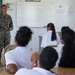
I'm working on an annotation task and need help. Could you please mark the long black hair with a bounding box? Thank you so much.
[47,23,57,41]
[59,29,75,68]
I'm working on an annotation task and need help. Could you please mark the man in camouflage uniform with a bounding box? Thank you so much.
[0,4,13,58]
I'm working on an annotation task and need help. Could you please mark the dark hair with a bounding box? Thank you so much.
[47,23,57,41]
[1,4,7,9]
[59,29,75,68]
[61,26,70,35]
[15,26,33,46]
[40,46,58,70]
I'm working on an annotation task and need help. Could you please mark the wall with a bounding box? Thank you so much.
[3,0,75,52]
[0,0,2,14]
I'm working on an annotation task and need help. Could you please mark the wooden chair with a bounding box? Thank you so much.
[3,45,17,54]
[1,45,17,71]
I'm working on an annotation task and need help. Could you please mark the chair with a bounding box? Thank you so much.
[1,45,17,71]
[4,45,17,54]
[49,45,57,47]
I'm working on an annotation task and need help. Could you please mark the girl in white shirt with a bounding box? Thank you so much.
[41,23,60,48]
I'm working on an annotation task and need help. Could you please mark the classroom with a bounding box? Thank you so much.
[0,0,75,75]
[2,0,75,53]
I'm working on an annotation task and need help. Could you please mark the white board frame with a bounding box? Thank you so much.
[16,2,55,27]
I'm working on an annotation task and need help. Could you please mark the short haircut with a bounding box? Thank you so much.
[1,4,7,9]
[40,46,58,70]
[15,26,33,46]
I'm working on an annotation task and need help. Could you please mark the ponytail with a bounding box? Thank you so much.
[51,27,57,41]
[47,23,57,41]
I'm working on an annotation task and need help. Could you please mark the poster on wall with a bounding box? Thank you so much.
[55,5,68,27]
[67,5,74,16]
[55,4,75,31]
[6,3,14,10]
[6,3,15,26]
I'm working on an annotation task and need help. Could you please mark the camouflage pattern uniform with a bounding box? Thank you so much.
[0,14,13,56]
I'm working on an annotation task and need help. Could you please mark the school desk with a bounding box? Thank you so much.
[0,71,13,75]
[51,67,75,75]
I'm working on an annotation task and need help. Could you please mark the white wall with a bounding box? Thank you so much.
[3,0,75,52]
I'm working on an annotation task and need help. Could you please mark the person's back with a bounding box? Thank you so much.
[41,23,60,48]
[5,26,33,74]
[5,46,31,69]
[55,26,71,67]
[15,67,53,75]
[59,29,75,68]
[15,46,58,75]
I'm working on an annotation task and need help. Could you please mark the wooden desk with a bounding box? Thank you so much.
[51,67,75,75]
[0,71,13,75]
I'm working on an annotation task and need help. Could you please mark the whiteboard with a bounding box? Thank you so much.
[17,2,55,27]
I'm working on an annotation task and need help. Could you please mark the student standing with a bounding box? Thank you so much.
[41,23,60,48]
[15,46,58,75]
[0,4,13,58]
[5,26,33,74]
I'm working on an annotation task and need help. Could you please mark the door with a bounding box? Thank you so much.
[0,0,2,14]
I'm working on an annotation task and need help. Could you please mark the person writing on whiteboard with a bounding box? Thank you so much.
[0,4,13,60]
[41,23,60,48]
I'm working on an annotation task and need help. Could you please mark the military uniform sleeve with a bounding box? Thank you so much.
[9,16,13,30]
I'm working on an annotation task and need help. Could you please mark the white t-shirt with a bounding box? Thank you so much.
[54,44,64,67]
[5,46,32,70]
[41,30,60,48]
[15,67,56,75]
